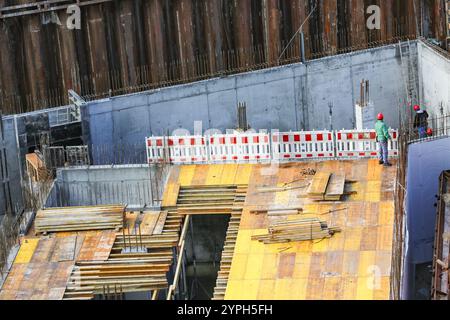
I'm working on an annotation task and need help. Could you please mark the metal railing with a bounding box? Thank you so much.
[406,113,450,144]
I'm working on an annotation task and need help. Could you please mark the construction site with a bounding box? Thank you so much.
[0,0,449,301]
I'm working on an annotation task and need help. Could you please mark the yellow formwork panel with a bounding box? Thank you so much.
[364,181,381,202]
[373,276,391,300]
[356,276,375,300]
[323,277,343,300]
[178,165,196,186]
[260,254,279,280]
[14,238,39,264]
[228,253,248,281]
[311,238,330,253]
[274,279,296,300]
[234,164,253,185]
[167,160,397,300]
[256,280,276,299]
[161,183,180,207]
[292,253,312,279]
[341,277,358,300]
[220,164,238,185]
[205,164,224,185]
[233,230,254,255]
[289,278,308,300]
[376,225,394,251]
[342,251,360,277]
[367,159,383,181]
[378,201,395,226]
[343,227,363,251]
[243,253,264,280]
[225,279,259,300]
[357,251,377,277]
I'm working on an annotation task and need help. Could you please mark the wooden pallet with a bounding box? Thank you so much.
[35,205,125,234]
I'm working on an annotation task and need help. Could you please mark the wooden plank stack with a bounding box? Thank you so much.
[251,217,341,244]
[35,205,125,234]
[175,185,247,215]
[324,174,346,201]
[63,257,171,299]
[307,172,331,200]
[63,210,184,300]
[306,172,349,201]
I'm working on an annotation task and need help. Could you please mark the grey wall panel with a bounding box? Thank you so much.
[418,43,450,117]
[85,43,413,150]
[46,165,158,208]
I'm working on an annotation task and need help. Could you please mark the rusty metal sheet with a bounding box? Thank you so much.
[77,230,116,261]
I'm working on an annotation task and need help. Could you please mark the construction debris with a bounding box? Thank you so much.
[301,168,317,176]
[251,217,341,244]
[35,205,125,234]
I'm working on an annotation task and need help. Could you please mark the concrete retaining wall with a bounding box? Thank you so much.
[45,165,162,208]
[418,42,450,117]
[83,43,410,148]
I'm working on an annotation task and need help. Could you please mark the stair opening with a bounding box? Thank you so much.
[184,214,230,300]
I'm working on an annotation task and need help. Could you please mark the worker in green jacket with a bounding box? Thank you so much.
[375,113,392,167]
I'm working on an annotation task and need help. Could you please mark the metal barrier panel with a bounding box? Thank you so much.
[388,130,399,157]
[272,131,335,160]
[208,133,270,163]
[146,129,399,164]
[146,137,167,163]
[168,136,207,164]
[336,129,398,158]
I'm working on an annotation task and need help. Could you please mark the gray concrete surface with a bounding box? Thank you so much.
[83,43,412,148]
[45,165,164,208]
[418,42,450,117]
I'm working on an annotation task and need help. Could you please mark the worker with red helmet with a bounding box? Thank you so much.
[375,113,392,167]
[413,105,429,139]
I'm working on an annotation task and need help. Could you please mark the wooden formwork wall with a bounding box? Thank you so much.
[0,0,447,114]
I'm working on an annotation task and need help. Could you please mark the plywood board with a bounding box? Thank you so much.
[307,172,331,199]
[77,231,116,261]
[325,174,346,200]
[54,236,77,262]
[152,211,168,235]
[140,211,160,235]
[14,238,39,264]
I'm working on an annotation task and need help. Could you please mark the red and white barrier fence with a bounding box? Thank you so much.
[209,132,271,162]
[146,137,167,163]
[168,136,207,164]
[335,129,399,159]
[272,131,335,160]
[146,129,399,164]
